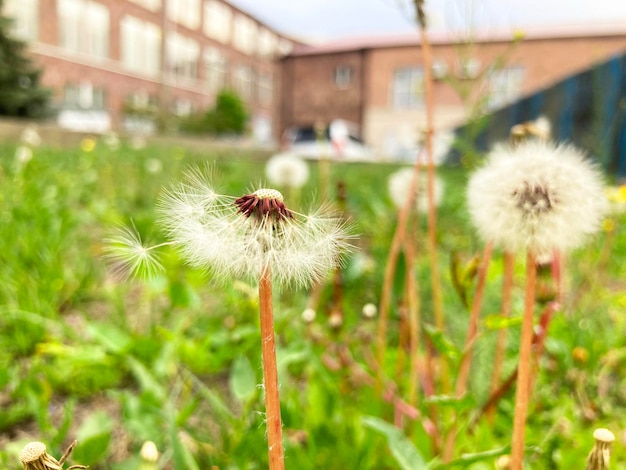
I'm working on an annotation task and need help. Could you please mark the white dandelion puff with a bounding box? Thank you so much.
[301,308,316,323]
[15,146,33,167]
[265,152,310,189]
[388,167,444,213]
[20,125,41,147]
[103,225,170,280]
[466,140,607,257]
[157,172,354,288]
[362,302,378,319]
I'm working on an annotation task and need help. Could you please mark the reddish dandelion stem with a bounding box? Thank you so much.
[258,264,285,470]
[511,251,537,469]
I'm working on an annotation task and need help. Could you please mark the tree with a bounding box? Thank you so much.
[206,89,248,135]
[0,1,50,118]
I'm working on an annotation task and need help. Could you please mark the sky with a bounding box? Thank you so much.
[228,0,626,42]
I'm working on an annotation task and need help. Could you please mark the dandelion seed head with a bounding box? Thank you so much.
[467,140,607,257]
[388,167,444,213]
[158,171,354,287]
[265,152,310,189]
[301,308,316,323]
[20,125,41,147]
[362,303,378,319]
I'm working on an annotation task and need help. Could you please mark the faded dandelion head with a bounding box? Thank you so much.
[388,167,444,213]
[102,131,120,150]
[265,152,310,189]
[301,308,316,323]
[362,302,377,319]
[15,146,33,167]
[19,442,61,469]
[20,125,41,147]
[140,440,159,462]
[158,169,354,287]
[467,141,607,258]
[103,225,166,280]
[586,428,615,470]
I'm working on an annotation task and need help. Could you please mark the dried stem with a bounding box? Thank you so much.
[511,251,537,470]
[258,264,285,470]
[442,241,493,461]
[416,0,448,392]
[376,166,421,389]
[404,232,421,407]
[487,251,515,421]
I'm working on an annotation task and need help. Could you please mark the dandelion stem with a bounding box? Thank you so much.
[487,251,515,421]
[258,263,285,470]
[511,251,537,469]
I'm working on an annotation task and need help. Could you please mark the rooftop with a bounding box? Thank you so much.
[289,23,626,56]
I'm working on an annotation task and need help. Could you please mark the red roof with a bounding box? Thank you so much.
[289,23,626,56]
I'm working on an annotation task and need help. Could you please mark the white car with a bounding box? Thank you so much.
[283,120,376,162]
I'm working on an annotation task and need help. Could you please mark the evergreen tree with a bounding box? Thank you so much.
[0,1,50,118]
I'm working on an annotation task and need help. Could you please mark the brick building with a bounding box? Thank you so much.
[4,0,295,141]
[279,27,626,159]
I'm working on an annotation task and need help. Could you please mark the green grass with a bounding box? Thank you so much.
[0,137,625,469]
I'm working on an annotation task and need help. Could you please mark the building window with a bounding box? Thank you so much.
[128,0,161,11]
[335,66,352,89]
[204,0,232,43]
[167,0,200,29]
[258,28,276,58]
[204,47,227,92]
[5,0,38,41]
[258,73,273,106]
[233,14,257,55]
[58,0,109,58]
[234,64,253,99]
[121,15,161,77]
[392,67,424,109]
[171,98,193,116]
[63,82,106,110]
[167,33,199,82]
[487,66,525,109]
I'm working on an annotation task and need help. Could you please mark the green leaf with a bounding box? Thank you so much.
[170,420,200,470]
[127,356,167,401]
[86,321,132,354]
[72,411,114,465]
[483,314,521,331]
[431,446,511,469]
[362,416,427,470]
[229,355,257,403]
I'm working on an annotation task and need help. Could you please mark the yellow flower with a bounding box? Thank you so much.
[80,138,96,152]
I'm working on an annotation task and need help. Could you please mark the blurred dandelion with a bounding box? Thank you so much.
[102,131,120,150]
[139,440,159,470]
[388,167,444,213]
[20,125,41,147]
[467,140,607,259]
[15,146,33,170]
[80,137,96,152]
[265,152,309,189]
[145,158,163,174]
[467,140,606,468]
[301,308,316,323]
[362,302,377,319]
